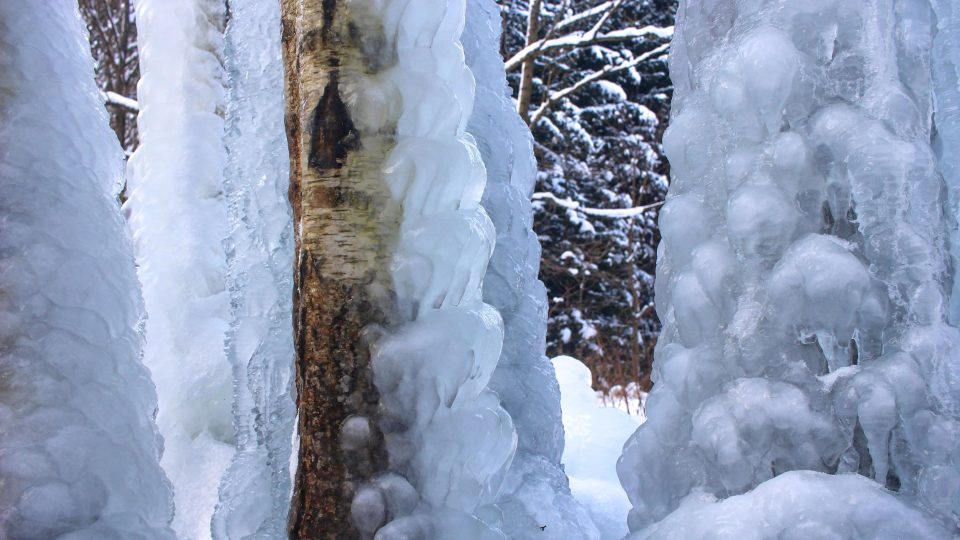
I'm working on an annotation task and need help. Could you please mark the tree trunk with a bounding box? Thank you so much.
[517,0,542,122]
[280,1,391,538]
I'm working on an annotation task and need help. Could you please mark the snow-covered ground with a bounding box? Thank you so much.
[554,356,643,539]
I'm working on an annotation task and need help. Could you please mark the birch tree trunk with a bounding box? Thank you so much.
[280,1,392,537]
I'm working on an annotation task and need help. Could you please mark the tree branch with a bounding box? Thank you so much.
[102,91,139,111]
[528,41,670,125]
[533,191,664,219]
[505,24,673,72]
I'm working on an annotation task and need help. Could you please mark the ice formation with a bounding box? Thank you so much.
[0,3,173,537]
[461,1,600,537]
[619,0,960,537]
[280,0,524,536]
[934,0,960,326]
[126,0,235,537]
[360,0,520,532]
[212,0,296,537]
[554,357,641,539]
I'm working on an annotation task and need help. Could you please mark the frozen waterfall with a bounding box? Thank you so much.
[618,1,960,537]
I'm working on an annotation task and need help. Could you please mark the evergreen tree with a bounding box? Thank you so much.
[501,0,676,396]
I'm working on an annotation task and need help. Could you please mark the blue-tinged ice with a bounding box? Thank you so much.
[0,3,174,537]
[212,0,296,537]
[619,0,960,537]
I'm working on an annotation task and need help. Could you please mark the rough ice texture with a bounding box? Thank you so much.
[633,471,950,539]
[934,0,960,326]
[212,0,296,538]
[0,3,174,538]
[554,357,641,539]
[328,0,518,537]
[126,0,235,537]
[619,0,960,537]
[461,1,599,538]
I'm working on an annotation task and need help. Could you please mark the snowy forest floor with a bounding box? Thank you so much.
[555,356,644,538]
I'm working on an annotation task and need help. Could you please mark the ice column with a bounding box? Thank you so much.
[126,0,234,537]
[462,0,600,538]
[212,0,297,537]
[619,1,960,537]
[0,3,173,537]
[351,1,518,536]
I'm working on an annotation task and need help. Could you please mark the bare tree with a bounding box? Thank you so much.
[79,0,140,152]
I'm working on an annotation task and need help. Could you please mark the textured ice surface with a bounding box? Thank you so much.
[554,357,641,539]
[934,0,960,327]
[323,0,518,537]
[620,0,960,536]
[461,1,599,538]
[634,471,949,540]
[126,0,234,537]
[212,0,296,538]
[0,3,174,538]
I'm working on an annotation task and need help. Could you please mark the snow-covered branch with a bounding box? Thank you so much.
[553,1,617,32]
[533,191,664,218]
[505,24,673,71]
[102,90,139,111]
[529,40,670,125]
[583,0,624,41]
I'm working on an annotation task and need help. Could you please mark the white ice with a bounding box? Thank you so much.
[0,3,173,537]
[620,0,960,537]
[126,0,235,537]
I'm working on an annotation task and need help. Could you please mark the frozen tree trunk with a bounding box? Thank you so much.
[618,0,960,537]
[280,1,393,536]
[126,0,234,537]
[0,3,173,538]
[281,1,517,537]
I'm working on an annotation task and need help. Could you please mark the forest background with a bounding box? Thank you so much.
[80,0,677,406]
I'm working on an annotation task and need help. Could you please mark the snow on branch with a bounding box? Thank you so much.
[583,0,624,41]
[528,41,670,125]
[102,90,139,111]
[533,191,664,218]
[554,1,617,32]
[505,24,673,72]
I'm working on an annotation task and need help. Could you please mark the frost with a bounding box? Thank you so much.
[0,3,173,537]
[620,0,960,536]
[126,0,234,537]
